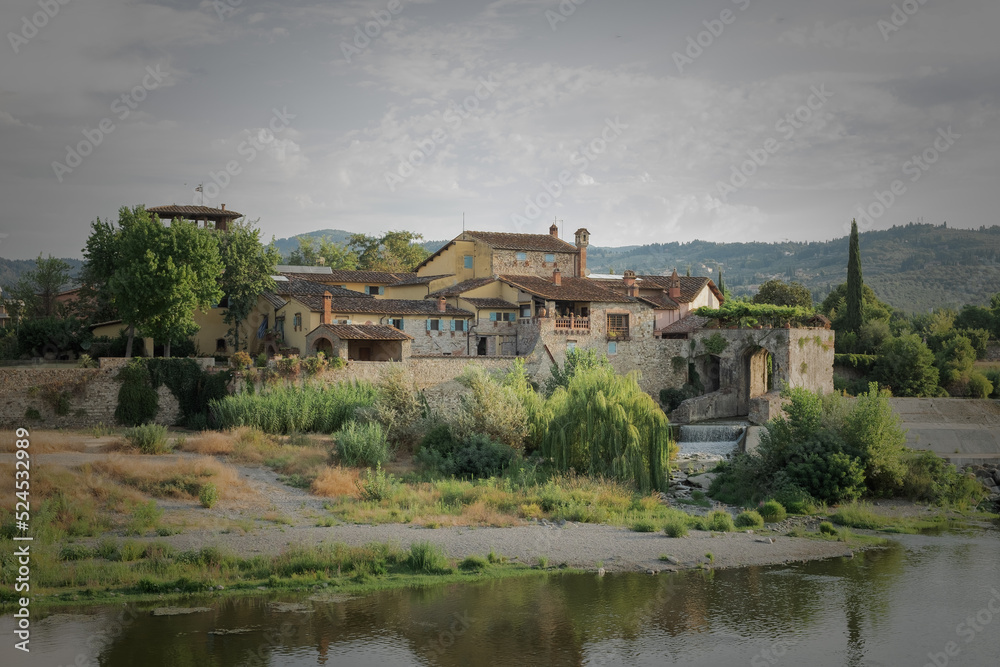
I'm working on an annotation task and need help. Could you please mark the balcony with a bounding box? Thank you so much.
[554,317,590,334]
[606,327,630,341]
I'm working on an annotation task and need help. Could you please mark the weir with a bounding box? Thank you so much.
[676,422,747,457]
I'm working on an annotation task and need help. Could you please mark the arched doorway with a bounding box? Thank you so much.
[313,338,333,357]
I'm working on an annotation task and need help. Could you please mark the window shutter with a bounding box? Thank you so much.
[426,319,431,331]
[490,312,497,322]
[450,319,456,332]
[378,286,384,295]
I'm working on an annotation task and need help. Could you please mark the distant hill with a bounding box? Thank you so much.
[199,223,1000,314]
[0,258,83,294]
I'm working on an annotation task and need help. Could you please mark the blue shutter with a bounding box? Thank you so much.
[378,286,384,295]
[489,312,497,322]
[426,319,431,331]
[397,318,403,331]
[450,319,456,332]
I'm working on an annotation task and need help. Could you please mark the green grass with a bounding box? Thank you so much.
[663,520,688,538]
[734,510,764,529]
[123,423,171,454]
[209,381,378,434]
[706,510,735,532]
[407,541,451,574]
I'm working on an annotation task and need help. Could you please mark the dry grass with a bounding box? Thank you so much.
[89,455,254,502]
[0,429,86,453]
[311,466,361,497]
[0,462,147,513]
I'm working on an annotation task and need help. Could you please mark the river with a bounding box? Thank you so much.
[3,529,998,666]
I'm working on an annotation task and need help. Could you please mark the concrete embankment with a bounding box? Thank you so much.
[889,398,1000,467]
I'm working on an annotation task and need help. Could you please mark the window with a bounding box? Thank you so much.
[607,313,630,340]
[489,312,515,322]
[293,313,302,331]
[520,305,532,318]
[426,319,441,331]
[567,341,577,352]
[516,251,527,261]
[451,319,467,332]
[545,253,555,263]
[608,341,617,355]
[389,318,403,330]
[463,255,474,269]
[275,316,285,337]
[366,285,383,296]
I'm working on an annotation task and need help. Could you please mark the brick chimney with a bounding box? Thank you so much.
[437,296,447,312]
[668,269,681,300]
[220,203,225,210]
[553,267,562,286]
[623,269,637,297]
[323,291,332,324]
[549,222,559,238]
[574,228,589,277]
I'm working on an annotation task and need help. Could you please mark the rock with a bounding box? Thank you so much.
[686,473,717,489]
[843,551,854,559]
[646,569,658,575]
[597,567,606,576]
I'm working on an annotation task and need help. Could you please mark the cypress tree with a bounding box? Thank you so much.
[845,219,863,334]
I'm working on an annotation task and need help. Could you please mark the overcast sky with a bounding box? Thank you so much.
[1,0,997,259]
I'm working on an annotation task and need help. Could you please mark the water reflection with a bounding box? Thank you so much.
[3,530,997,666]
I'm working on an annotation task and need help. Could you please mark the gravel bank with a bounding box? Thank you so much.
[154,521,859,573]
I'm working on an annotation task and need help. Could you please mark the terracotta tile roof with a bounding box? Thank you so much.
[293,295,472,317]
[389,274,453,286]
[498,275,636,303]
[463,230,578,253]
[261,292,289,310]
[462,297,519,309]
[325,269,415,284]
[427,277,498,297]
[636,292,679,310]
[147,205,242,220]
[275,277,365,298]
[658,315,711,334]
[637,275,723,303]
[311,324,413,341]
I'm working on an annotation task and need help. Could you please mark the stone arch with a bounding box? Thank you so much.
[313,336,334,357]
[739,342,782,415]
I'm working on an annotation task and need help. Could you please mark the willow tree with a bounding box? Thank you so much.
[540,366,675,492]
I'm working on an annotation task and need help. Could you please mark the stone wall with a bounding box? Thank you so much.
[491,249,580,278]
[0,365,179,429]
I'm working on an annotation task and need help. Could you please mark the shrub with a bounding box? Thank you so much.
[630,518,657,533]
[59,544,95,561]
[663,520,689,538]
[734,510,764,529]
[77,354,97,369]
[407,541,450,573]
[115,359,159,426]
[819,521,837,535]
[301,353,328,376]
[830,503,882,530]
[210,381,377,434]
[759,499,787,523]
[784,435,865,503]
[356,464,395,502]
[230,351,253,371]
[336,420,391,467]
[459,555,490,571]
[706,510,734,532]
[199,483,219,508]
[659,384,699,413]
[118,540,144,562]
[124,423,171,454]
[901,451,989,506]
[449,435,517,479]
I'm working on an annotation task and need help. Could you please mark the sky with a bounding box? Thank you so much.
[1,0,997,259]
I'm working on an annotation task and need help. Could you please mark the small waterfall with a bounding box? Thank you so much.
[677,423,745,457]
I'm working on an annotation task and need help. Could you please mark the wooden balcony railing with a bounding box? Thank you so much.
[554,317,590,333]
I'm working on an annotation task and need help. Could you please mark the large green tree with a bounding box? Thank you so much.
[286,235,358,269]
[752,279,813,308]
[8,254,72,319]
[348,231,430,272]
[98,206,223,357]
[872,334,939,397]
[844,219,864,335]
[220,220,281,351]
[79,218,123,323]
